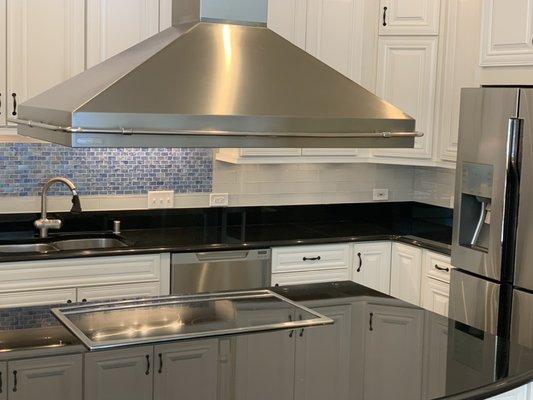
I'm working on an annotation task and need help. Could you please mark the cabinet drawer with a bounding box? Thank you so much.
[423,251,452,283]
[77,282,161,302]
[0,254,162,293]
[272,269,350,286]
[422,277,450,317]
[0,288,77,308]
[272,244,351,273]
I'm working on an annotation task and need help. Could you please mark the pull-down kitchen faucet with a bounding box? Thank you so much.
[34,177,82,238]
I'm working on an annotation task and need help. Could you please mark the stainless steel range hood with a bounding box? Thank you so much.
[13,0,419,148]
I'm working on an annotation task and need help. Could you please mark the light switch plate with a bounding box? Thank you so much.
[148,190,175,209]
[373,188,389,201]
[210,193,229,207]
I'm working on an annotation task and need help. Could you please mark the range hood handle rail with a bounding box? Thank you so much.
[10,118,423,138]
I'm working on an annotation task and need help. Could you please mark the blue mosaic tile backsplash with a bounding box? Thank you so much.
[0,143,213,196]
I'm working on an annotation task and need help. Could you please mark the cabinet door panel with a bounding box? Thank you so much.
[294,305,351,400]
[0,362,6,400]
[352,241,392,294]
[0,288,76,308]
[272,269,350,286]
[422,277,449,317]
[77,282,160,302]
[85,346,154,400]
[0,0,6,127]
[373,36,438,160]
[86,0,160,68]
[235,309,295,400]
[481,0,533,66]
[379,0,441,35]
[306,0,364,81]
[267,0,307,49]
[364,304,423,400]
[154,340,218,400]
[390,243,423,305]
[9,355,82,400]
[7,0,85,121]
[422,313,449,399]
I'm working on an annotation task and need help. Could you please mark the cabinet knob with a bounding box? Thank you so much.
[82,299,87,303]
[66,299,72,304]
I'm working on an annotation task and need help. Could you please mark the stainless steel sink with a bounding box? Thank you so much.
[0,237,128,254]
[0,243,58,254]
[52,238,128,251]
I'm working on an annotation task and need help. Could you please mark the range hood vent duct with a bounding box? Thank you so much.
[13,0,420,148]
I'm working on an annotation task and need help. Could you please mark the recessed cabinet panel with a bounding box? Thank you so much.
[390,243,423,305]
[86,0,160,68]
[352,242,392,294]
[373,36,438,159]
[85,346,154,400]
[306,0,364,80]
[0,288,77,308]
[77,282,161,303]
[9,355,82,400]
[422,277,450,317]
[0,0,6,127]
[7,0,85,122]
[364,304,424,400]
[267,0,307,49]
[154,340,219,400]
[481,0,533,66]
[379,0,441,35]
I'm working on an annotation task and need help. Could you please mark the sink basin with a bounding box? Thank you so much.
[51,238,128,251]
[0,243,58,254]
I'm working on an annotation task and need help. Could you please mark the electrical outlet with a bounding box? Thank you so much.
[373,189,389,201]
[148,190,175,209]
[210,193,229,207]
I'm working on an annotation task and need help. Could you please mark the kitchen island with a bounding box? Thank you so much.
[0,281,531,400]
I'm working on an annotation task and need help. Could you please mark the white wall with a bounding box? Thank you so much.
[213,161,416,207]
[413,167,455,208]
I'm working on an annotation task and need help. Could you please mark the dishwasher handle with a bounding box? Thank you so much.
[196,251,251,262]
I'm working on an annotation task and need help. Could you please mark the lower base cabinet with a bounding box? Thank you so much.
[234,304,352,400]
[85,346,154,400]
[8,355,82,400]
[154,340,218,400]
[0,362,6,400]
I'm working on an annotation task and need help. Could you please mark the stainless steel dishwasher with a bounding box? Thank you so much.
[171,249,271,294]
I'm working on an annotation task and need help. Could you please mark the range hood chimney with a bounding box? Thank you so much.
[13,0,420,148]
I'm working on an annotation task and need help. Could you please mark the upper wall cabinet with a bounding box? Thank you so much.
[0,0,6,127]
[481,0,533,66]
[267,0,307,49]
[6,0,85,122]
[379,0,441,36]
[372,36,438,160]
[86,0,162,68]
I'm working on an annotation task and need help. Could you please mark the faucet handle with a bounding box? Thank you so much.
[34,218,62,230]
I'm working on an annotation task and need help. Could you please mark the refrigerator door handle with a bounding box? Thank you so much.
[471,200,487,247]
[507,118,522,177]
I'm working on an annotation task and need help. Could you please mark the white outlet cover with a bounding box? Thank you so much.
[210,193,229,207]
[148,190,175,209]
[373,189,389,201]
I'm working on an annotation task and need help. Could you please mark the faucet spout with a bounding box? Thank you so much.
[35,177,82,238]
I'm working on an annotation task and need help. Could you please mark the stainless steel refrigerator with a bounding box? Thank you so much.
[450,86,533,347]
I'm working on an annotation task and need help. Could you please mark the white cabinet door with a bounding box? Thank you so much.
[305,0,364,81]
[390,243,423,305]
[154,340,219,400]
[373,36,438,160]
[86,0,160,68]
[481,0,533,66]
[9,355,83,400]
[0,288,77,308]
[294,305,351,400]
[352,241,392,294]
[235,309,296,400]
[0,0,6,127]
[422,313,449,399]
[267,0,307,49]
[421,277,449,317]
[272,269,351,286]
[77,282,161,302]
[272,243,351,273]
[489,384,532,400]
[7,0,85,121]
[364,304,424,400]
[0,362,6,400]
[379,0,441,35]
[85,346,154,400]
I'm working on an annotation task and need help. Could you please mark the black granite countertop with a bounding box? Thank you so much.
[0,281,531,400]
[0,202,452,262]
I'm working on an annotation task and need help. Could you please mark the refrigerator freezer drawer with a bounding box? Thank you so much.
[511,289,533,348]
[449,269,500,335]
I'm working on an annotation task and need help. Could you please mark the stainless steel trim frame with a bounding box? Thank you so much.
[51,290,334,351]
